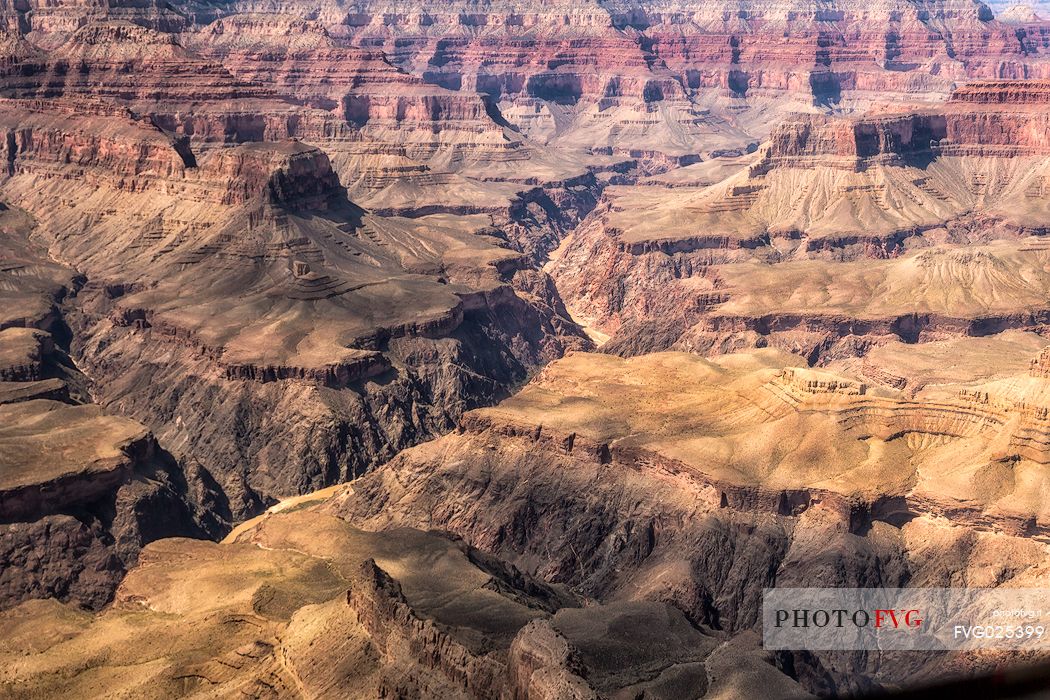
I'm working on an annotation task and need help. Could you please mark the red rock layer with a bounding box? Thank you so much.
[330,0,1050,106]
[5,22,267,102]
[762,83,1050,170]
[763,113,948,168]
[950,78,1050,102]
[185,13,500,130]
[0,100,352,204]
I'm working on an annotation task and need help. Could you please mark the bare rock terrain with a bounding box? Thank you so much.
[0,505,811,699]
[0,230,219,611]
[2,0,1050,696]
[550,81,1050,360]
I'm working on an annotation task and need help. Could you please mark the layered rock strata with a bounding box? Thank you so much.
[0,91,589,523]
[550,81,1050,360]
[0,224,219,611]
[0,3,1050,695]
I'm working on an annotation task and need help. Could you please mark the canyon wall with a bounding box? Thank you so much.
[550,82,1050,361]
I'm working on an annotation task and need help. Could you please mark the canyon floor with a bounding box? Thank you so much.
[3,0,1050,697]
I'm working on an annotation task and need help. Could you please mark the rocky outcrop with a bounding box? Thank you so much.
[1030,346,1050,377]
[0,401,145,522]
[760,89,1050,172]
[0,514,124,611]
[348,558,508,698]
[0,100,354,202]
[356,369,1050,541]
[506,620,595,700]
[0,100,190,184]
[0,82,592,526]
[761,113,948,171]
[68,274,585,520]
[0,507,814,697]
[0,398,220,610]
[550,85,1050,359]
[552,211,1050,361]
[5,21,268,103]
[0,327,53,381]
[950,79,1050,103]
[322,414,900,694]
[199,141,345,207]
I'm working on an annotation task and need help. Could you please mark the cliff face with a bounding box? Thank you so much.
[765,113,949,166]
[0,79,590,524]
[8,0,190,43]
[5,21,268,103]
[1,0,1050,693]
[1,0,1047,164]
[67,288,584,519]
[334,0,1027,92]
[200,141,345,206]
[296,0,1050,162]
[0,400,219,611]
[180,11,516,172]
[950,78,1050,102]
[0,0,1024,167]
[765,83,1050,168]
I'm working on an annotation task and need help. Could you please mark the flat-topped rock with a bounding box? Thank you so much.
[465,348,1050,529]
[331,347,1050,696]
[830,330,1050,393]
[0,328,52,382]
[0,379,68,405]
[0,399,148,519]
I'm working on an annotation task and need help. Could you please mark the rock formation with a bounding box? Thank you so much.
[0,214,220,611]
[549,81,1050,360]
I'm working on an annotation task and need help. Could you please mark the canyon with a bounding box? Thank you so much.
[1,0,1050,697]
